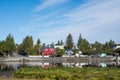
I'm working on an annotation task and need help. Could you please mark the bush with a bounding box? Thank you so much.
[14,67,120,80]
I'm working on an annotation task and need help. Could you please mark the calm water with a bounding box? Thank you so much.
[0,61,120,78]
[0,61,120,71]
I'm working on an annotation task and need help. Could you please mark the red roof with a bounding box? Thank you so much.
[42,48,55,55]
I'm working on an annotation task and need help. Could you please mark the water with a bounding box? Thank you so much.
[0,61,120,71]
[0,61,120,78]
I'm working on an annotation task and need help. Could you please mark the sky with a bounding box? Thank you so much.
[0,0,120,44]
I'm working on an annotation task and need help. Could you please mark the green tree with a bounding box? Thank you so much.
[50,42,54,48]
[55,48,65,57]
[60,40,64,45]
[56,40,61,45]
[33,39,41,55]
[18,42,23,54]
[77,34,90,55]
[5,34,16,56]
[65,33,74,49]
[19,36,33,55]
[37,38,40,45]
[41,43,46,52]
[102,40,115,55]
[0,41,7,56]
[58,40,61,45]
[77,34,82,47]
[93,41,103,54]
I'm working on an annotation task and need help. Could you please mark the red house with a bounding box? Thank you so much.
[42,48,55,55]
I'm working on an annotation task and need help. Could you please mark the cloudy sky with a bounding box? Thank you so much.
[0,0,120,44]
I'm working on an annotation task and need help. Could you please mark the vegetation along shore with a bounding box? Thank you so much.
[13,67,120,80]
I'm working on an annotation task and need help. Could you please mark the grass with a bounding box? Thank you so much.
[13,67,120,80]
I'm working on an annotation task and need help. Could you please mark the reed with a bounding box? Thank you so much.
[14,67,120,80]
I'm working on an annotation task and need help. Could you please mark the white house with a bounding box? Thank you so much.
[54,45,64,49]
[114,45,120,49]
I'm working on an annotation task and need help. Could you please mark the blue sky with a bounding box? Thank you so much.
[0,0,120,44]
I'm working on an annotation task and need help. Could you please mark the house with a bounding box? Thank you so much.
[63,49,75,57]
[42,48,55,56]
[112,44,120,49]
[54,45,64,49]
[114,45,120,49]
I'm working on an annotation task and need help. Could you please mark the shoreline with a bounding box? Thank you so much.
[0,56,119,62]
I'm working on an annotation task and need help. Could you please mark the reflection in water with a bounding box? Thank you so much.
[0,63,15,71]
[0,61,120,72]
[0,61,119,78]
[62,62,89,68]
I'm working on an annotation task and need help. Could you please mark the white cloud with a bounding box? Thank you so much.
[63,0,120,26]
[19,0,120,44]
[19,8,66,32]
[37,0,120,43]
[33,0,67,12]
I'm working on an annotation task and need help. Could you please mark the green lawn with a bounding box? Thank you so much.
[14,67,120,80]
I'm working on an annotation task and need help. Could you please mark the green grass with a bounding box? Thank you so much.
[14,67,120,80]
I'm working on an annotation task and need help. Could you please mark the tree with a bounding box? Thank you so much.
[37,38,40,45]
[33,45,39,55]
[0,41,7,56]
[108,40,115,48]
[33,39,41,55]
[91,41,103,54]
[77,34,82,47]
[102,40,115,54]
[77,34,91,55]
[5,34,16,56]
[56,40,61,45]
[56,40,64,45]
[18,36,33,55]
[50,42,54,48]
[18,44,22,54]
[65,33,74,49]
[60,40,64,45]
[55,48,65,57]
[41,43,46,52]
[58,40,61,45]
